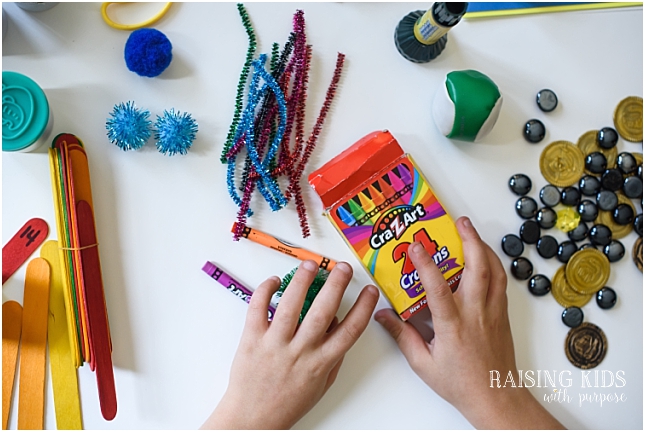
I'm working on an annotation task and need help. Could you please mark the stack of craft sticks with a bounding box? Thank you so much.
[48,133,117,421]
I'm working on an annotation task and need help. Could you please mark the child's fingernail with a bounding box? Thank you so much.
[410,242,424,255]
[302,260,318,271]
[335,262,351,273]
[462,217,472,228]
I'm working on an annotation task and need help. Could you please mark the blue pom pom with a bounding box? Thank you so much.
[154,109,198,156]
[106,101,152,151]
[124,28,172,78]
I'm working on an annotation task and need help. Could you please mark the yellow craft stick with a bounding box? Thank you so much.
[42,241,83,430]
[17,258,50,430]
[2,301,23,430]
[464,2,642,19]
[49,148,82,367]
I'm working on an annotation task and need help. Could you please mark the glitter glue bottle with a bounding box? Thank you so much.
[2,71,53,152]
[395,2,468,63]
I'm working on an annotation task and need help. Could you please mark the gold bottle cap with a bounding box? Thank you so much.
[540,141,585,187]
[565,322,607,369]
[566,249,610,295]
[551,265,593,308]
[614,96,643,142]
[576,130,618,173]
[634,237,643,272]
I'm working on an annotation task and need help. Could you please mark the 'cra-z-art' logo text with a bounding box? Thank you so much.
[370,204,426,249]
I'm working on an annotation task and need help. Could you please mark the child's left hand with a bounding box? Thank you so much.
[201,260,379,430]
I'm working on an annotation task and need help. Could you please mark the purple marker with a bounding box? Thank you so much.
[202,261,275,320]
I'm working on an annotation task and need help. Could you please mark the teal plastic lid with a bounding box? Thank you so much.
[2,71,50,151]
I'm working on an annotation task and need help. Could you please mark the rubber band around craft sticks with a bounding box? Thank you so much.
[101,2,172,31]
[59,243,99,251]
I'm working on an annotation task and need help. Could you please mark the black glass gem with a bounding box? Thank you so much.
[603,240,625,262]
[577,200,598,222]
[596,287,617,309]
[501,234,524,257]
[612,204,634,226]
[638,164,642,179]
[616,152,637,175]
[536,235,558,258]
[597,127,618,150]
[578,242,596,251]
[536,207,557,229]
[623,176,643,199]
[579,175,602,196]
[528,274,551,296]
[515,196,538,219]
[561,187,581,207]
[567,221,588,242]
[557,240,578,263]
[509,174,532,195]
[519,220,541,244]
[585,152,607,174]
[589,224,612,247]
[511,257,533,280]
[540,185,560,207]
[562,307,584,328]
[523,119,546,143]
[536,89,558,112]
[634,213,643,237]
[601,168,624,192]
[596,190,618,212]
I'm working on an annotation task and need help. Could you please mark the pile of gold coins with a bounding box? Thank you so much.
[514,96,642,370]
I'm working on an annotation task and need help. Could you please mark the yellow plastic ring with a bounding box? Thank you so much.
[101,2,172,31]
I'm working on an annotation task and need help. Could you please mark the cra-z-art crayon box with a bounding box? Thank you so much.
[308,130,464,320]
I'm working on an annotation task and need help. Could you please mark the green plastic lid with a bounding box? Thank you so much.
[2,71,50,151]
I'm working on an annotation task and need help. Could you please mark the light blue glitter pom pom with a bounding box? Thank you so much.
[154,109,198,156]
[106,101,152,151]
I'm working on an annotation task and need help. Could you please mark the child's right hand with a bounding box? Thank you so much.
[375,217,565,429]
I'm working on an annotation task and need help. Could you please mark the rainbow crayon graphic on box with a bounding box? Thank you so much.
[308,130,464,320]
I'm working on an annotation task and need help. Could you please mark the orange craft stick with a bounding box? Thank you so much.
[232,223,337,270]
[18,258,50,430]
[2,301,23,430]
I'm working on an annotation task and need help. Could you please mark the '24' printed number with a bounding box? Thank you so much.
[392,228,438,275]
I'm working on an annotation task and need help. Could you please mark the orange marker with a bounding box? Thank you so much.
[232,223,336,270]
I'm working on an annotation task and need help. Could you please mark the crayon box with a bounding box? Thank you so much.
[308,130,464,320]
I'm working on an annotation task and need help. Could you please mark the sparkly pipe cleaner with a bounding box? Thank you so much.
[221,3,257,163]
[224,6,345,239]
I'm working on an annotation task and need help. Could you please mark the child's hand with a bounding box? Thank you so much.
[375,217,565,429]
[202,260,379,430]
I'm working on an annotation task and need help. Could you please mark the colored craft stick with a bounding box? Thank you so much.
[18,258,50,430]
[202,262,276,320]
[41,241,83,430]
[2,301,23,430]
[337,205,356,227]
[2,218,48,284]
[464,2,642,19]
[232,223,336,270]
[77,200,117,421]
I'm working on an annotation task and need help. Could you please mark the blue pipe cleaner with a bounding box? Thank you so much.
[106,101,152,151]
[154,109,198,156]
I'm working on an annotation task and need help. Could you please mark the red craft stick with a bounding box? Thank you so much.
[76,200,117,421]
[2,218,49,284]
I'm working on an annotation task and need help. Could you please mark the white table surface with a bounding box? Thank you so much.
[2,2,643,429]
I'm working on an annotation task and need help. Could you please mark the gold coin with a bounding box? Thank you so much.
[566,249,610,295]
[551,265,593,308]
[565,322,607,370]
[634,237,643,272]
[540,141,585,187]
[614,96,643,142]
[576,130,618,172]
[596,194,636,239]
